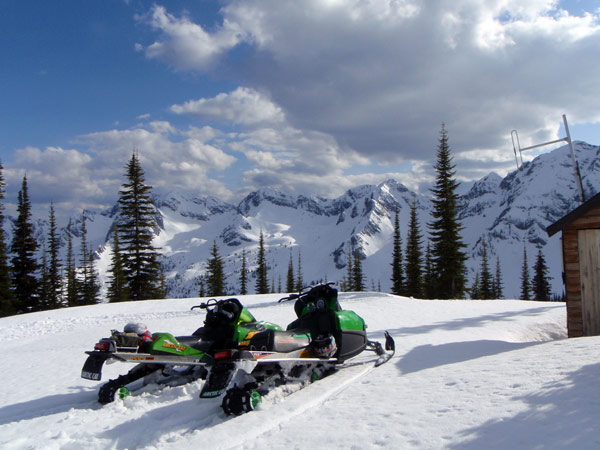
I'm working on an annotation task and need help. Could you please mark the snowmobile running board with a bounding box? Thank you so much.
[85,350,213,366]
[82,332,395,381]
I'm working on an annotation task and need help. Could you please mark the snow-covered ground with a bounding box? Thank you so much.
[2,292,597,449]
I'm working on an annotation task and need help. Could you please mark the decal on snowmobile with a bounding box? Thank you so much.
[239,330,260,347]
[161,340,187,352]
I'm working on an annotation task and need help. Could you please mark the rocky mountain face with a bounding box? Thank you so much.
[20,141,600,299]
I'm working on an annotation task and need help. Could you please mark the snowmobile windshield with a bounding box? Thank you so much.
[238,307,256,324]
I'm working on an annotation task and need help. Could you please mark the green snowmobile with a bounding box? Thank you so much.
[81,283,395,415]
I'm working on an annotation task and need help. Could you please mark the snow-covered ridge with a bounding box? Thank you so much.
[12,142,600,299]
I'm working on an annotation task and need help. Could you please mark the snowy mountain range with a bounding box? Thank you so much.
[15,141,600,299]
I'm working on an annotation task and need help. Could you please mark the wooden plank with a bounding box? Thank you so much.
[578,230,600,335]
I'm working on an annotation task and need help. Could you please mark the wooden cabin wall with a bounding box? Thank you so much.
[563,227,583,337]
[563,208,600,337]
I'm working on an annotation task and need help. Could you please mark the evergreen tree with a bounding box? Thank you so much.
[198,277,206,297]
[532,248,552,301]
[423,241,436,299]
[11,176,39,312]
[207,240,225,297]
[118,153,164,300]
[255,230,269,294]
[38,245,52,309]
[239,248,248,295]
[478,241,494,299]
[352,250,365,292]
[295,249,304,291]
[79,217,100,305]
[493,256,504,299]
[405,200,423,298]
[470,272,481,299]
[346,242,354,291]
[520,244,531,300]
[46,203,62,308]
[390,210,404,295]
[428,124,468,299]
[0,161,14,317]
[286,251,295,293]
[65,232,79,307]
[107,225,130,302]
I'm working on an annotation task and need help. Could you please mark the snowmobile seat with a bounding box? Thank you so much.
[246,329,310,353]
[287,308,339,337]
[174,335,215,352]
[192,325,237,350]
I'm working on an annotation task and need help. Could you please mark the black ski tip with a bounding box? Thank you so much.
[384,331,395,352]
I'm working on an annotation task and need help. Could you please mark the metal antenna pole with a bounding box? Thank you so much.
[510,114,585,203]
[562,114,585,202]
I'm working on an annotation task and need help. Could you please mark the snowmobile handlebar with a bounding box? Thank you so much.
[191,298,225,311]
[279,282,338,303]
[278,293,299,303]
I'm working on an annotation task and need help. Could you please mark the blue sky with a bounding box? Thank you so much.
[1,0,599,219]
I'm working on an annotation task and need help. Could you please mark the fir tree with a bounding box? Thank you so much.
[352,250,365,292]
[428,124,468,299]
[0,162,14,317]
[520,244,531,300]
[286,251,295,293]
[470,272,481,299]
[118,153,164,300]
[207,240,225,297]
[239,248,248,295]
[532,248,552,301]
[255,230,269,294]
[493,256,504,299]
[478,241,494,299]
[346,242,354,290]
[107,225,130,302]
[38,245,51,309]
[295,249,304,291]
[79,217,100,305]
[423,241,436,299]
[11,176,39,312]
[405,199,423,298]
[198,277,206,297]
[65,232,79,307]
[46,203,62,309]
[390,210,404,295]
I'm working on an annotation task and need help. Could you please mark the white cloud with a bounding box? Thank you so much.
[171,87,285,125]
[4,146,115,219]
[139,1,600,176]
[79,123,237,195]
[136,5,246,70]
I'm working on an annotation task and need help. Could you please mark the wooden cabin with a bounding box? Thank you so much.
[547,193,600,337]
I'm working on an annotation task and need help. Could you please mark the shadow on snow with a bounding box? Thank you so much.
[448,361,600,449]
[396,340,544,374]
[0,387,99,425]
